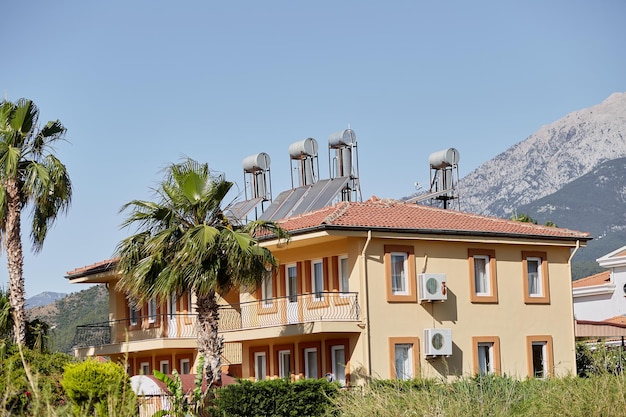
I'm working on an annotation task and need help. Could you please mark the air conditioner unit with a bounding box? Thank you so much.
[424,328,452,357]
[418,273,447,302]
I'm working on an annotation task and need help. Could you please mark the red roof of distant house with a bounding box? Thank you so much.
[572,270,611,288]
[269,197,590,240]
[65,258,118,278]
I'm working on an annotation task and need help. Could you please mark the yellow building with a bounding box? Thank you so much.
[68,197,589,383]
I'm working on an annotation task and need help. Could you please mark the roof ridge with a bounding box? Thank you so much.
[323,201,350,224]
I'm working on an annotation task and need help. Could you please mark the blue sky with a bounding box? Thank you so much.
[2,1,625,297]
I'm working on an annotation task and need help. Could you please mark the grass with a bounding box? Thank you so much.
[329,374,626,417]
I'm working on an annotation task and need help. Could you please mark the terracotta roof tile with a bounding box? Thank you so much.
[604,315,626,326]
[572,270,611,288]
[66,258,118,277]
[275,197,591,240]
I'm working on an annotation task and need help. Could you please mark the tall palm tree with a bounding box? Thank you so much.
[0,98,72,346]
[115,158,287,389]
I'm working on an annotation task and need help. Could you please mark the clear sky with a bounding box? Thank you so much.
[2,1,625,297]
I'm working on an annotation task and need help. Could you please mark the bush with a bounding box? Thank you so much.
[213,378,340,417]
[0,346,74,414]
[577,341,626,377]
[61,359,136,416]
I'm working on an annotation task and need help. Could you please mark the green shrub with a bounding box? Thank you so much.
[61,359,136,416]
[213,378,340,417]
[0,346,73,414]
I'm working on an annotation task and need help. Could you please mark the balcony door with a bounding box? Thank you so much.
[167,293,177,337]
[286,264,298,324]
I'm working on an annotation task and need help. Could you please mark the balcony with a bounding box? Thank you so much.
[73,292,360,349]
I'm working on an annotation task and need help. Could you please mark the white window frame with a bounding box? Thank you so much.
[391,252,408,295]
[287,264,298,303]
[527,257,543,297]
[331,345,346,386]
[148,299,157,323]
[180,358,191,374]
[140,362,150,375]
[394,343,413,380]
[129,306,138,326]
[311,259,324,300]
[473,255,490,296]
[339,255,349,295]
[477,342,494,375]
[304,347,318,379]
[531,341,547,378]
[160,360,170,375]
[278,350,291,379]
[167,292,177,319]
[262,273,273,307]
[254,352,267,381]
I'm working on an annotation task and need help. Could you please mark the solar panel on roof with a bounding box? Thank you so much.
[225,197,264,222]
[291,177,350,216]
[270,186,309,220]
[258,189,293,221]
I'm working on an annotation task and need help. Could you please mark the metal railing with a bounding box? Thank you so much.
[73,292,360,348]
[219,292,360,331]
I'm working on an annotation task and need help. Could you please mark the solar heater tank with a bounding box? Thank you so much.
[242,152,271,173]
[428,148,460,169]
[289,138,318,159]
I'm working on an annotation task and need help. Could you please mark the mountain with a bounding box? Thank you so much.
[459,92,626,218]
[25,291,67,309]
[516,157,626,278]
[27,285,108,353]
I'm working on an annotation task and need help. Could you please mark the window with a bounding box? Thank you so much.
[388,337,419,380]
[287,264,298,303]
[472,336,501,375]
[180,359,191,374]
[254,352,267,381]
[160,360,170,375]
[391,253,408,294]
[394,344,413,380]
[167,293,177,319]
[522,251,550,304]
[140,362,150,375]
[148,299,157,323]
[187,290,193,315]
[331,346,346,385]
[338,256,349,293]
[312,259,324,300]
[278,350,291,379]
[468,249,498,303]
[385,246,417,302]
[527,336,553,378]
[304,348,318,379]
[262,273,273,306]
[129,306,138,326]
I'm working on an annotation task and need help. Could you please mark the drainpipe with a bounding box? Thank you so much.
[568,240,581,369]
[360,230,373,379]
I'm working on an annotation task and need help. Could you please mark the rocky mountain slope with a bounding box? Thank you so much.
[460,92,626,218]
[25,291,67,309]
[27,284,108,353]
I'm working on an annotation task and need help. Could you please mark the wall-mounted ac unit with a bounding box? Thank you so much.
[418,273,447,302]
[424,328,452,357]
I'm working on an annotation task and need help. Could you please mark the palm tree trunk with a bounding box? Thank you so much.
[196,289,223,389]
[5,177,26,346]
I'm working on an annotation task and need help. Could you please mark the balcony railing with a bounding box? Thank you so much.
[219,292,360,331]
[73,292,360,349]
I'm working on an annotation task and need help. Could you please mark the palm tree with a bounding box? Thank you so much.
[0,98,72,346]
[115,158,287,389]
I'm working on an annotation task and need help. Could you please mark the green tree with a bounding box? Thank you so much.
[115,158,287,390]
[0,98,72,346]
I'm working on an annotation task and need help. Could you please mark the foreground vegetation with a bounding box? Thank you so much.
[2,343,625,416]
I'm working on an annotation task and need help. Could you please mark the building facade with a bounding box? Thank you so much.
[69,198,589,383]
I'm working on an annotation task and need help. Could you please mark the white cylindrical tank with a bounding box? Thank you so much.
[428,148,460,169]
[242,152,271,173]
[328,129,356,148]
[289,138,318,159]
